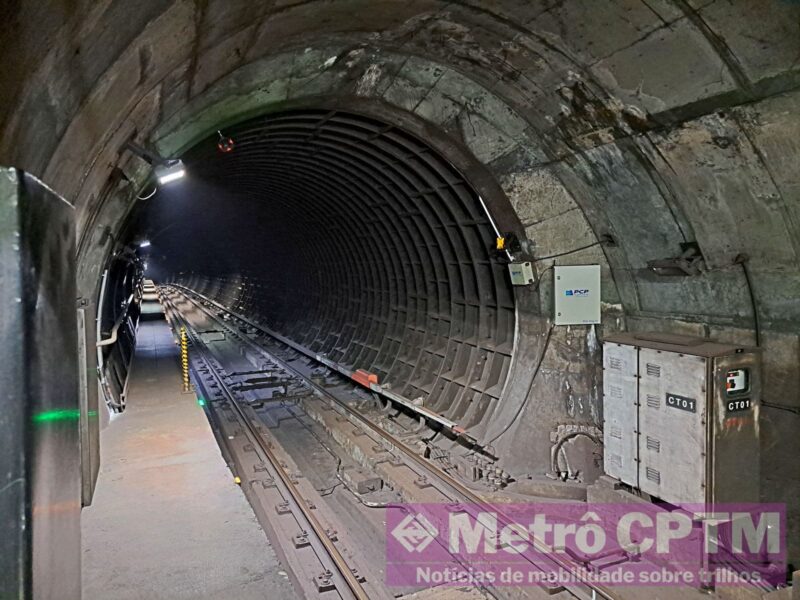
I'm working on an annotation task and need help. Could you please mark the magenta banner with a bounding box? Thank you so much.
[385,503,786,588]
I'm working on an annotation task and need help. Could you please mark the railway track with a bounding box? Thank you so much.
[161,285,618,600]
[161,294,378,600]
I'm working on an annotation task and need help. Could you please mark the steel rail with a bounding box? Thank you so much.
[167,285,617,600]
[162,288,504,600]
[167,284,473,439]
[161,294,372,600]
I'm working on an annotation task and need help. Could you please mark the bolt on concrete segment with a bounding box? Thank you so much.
[81,303,298,600]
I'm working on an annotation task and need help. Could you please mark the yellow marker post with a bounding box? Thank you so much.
[180,326,190,393]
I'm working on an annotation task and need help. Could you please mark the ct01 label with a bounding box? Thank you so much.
[666,393,696,413]
[726,398,752,413]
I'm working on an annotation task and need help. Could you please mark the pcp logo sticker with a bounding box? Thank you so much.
[565,289,590,297]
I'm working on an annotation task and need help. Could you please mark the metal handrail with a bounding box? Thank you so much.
[96,294,134,347]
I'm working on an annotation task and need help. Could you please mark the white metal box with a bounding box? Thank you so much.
[603,332,761,505]
[554,265,600,325]
[508,261,534,285]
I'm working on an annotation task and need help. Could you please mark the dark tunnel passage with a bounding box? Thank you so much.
[129,109,517,427]
[2,1,800,597]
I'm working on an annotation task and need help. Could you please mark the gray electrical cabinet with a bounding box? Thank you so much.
[603,332,761,505]
[554,265,601,325]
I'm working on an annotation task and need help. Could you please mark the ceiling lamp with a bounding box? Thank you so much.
[124,140,186,186]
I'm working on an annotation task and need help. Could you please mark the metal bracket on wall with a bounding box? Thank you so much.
[647,242,706,276]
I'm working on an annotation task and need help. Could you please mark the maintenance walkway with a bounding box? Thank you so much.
[81,299,297,600]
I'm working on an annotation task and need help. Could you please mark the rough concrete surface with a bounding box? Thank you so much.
[81,304,297,600]
[0,0,797,571]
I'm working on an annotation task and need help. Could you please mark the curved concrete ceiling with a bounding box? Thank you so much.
[0,0,798,556]
[1,1,797,332]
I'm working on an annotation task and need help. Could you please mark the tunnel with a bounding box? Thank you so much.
[131,108,517,430]
[0,2,798,599]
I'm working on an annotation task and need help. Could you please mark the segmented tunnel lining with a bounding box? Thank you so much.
[142,109,516,428]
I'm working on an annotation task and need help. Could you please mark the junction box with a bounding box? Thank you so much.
[602,332,761,505]
[508,261,534,285]
[554,265,601,325]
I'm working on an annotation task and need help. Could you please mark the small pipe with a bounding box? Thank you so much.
[550,431,602,479]
[736,254,761,347]
[96,293,135,347]
[476,193,513,261]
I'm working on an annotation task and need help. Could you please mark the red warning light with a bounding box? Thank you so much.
[217,137,235,153]
[217,130,235,153]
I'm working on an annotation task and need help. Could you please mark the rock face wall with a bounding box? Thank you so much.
[0,0,798,559]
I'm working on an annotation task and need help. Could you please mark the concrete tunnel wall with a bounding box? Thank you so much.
[0,0,798,560]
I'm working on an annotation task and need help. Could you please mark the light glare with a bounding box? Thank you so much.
[158,169,185,185]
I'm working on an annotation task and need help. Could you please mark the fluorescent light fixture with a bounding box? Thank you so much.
[123,141,185,186]
[139,240,151,248]
[158,169,185,184]
[154,160,186,185]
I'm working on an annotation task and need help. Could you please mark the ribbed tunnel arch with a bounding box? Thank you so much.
[1,0,799,569]
[137,109,517,426]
